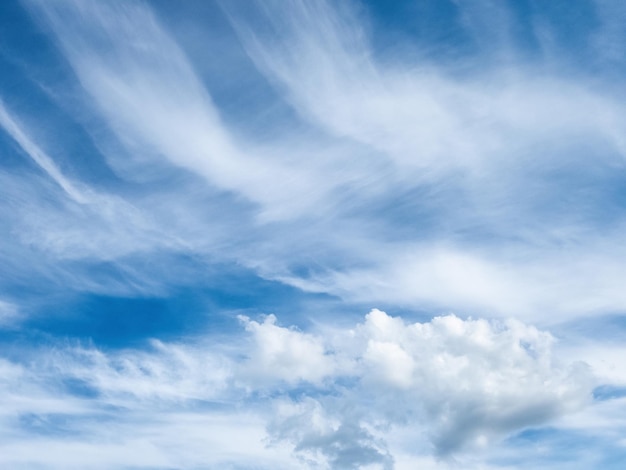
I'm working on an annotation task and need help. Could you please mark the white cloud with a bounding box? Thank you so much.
[267,397,394,470]
[236,308,593,462]
[0,412,298,470]
[47,340,231,405]
[321,310,591,456]
[281,241,626,324]
[238,314,335,386]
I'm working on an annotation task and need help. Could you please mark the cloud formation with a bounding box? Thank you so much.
[0,309,593,468]
[244,310,592,458]
[0,0,625,468]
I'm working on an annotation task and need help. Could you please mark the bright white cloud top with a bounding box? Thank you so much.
[0,0,625,469]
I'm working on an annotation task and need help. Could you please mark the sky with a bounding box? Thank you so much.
[1,0,626,468]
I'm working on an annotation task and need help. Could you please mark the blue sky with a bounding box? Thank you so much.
[1,0,626,468]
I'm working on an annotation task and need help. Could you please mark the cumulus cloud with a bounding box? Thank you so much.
[268,397,394,470]
[257,310,592,457]
[238,314,335,386]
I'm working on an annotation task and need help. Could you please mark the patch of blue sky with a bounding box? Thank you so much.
[58,377,101,399]
[0,254,343,348]
[556,312,626,342]
[593,384,626,401]
[497,426,626,469]
[362,0,601,74]
[16,411,96,438]
[47,276,326,345]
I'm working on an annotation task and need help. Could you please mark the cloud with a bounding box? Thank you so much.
[0,100,88,203]
[238,314,335,386]
[267,397,394,470]
[288,242,626,323]
[0,99,181,258]
[47,340,231,404]
[271,309,593,456]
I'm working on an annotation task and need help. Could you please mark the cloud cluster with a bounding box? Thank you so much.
[0,309,592,468]
[242,310,592,459]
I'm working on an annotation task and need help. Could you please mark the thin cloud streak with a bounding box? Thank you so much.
[0,100,88,203]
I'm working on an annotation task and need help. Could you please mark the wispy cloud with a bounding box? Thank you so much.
[0,300,21,328]
[0,100,88,203]
[11,0,626,323]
